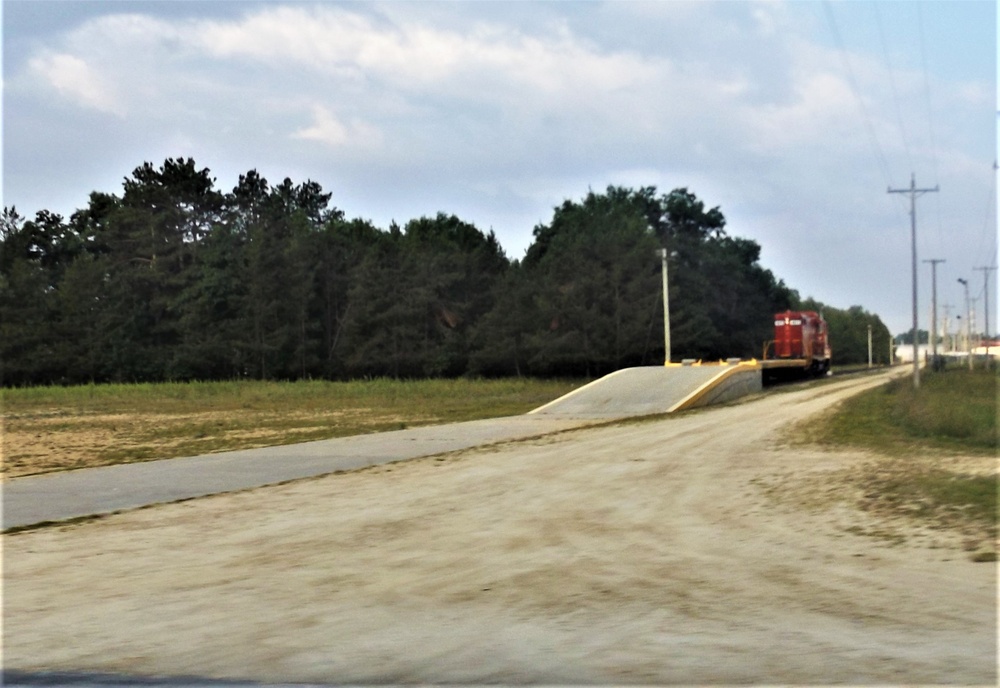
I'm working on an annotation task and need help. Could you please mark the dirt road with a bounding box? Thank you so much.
[3,372,996,684]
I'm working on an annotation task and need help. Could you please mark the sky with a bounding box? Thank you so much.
[2,0,996,338]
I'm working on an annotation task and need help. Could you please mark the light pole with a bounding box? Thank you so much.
[958,278,971,370]
[659,248,671,364]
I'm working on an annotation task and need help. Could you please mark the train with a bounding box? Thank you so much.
[762,310,832,377]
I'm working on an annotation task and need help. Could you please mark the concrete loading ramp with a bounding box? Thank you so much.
[530,362,762,419]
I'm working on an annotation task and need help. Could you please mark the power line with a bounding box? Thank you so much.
[975,160,999,267]
[822,1,896,189]
[913,3,948,268]
[873,1,913,172]
[915,4,941,187]
[973,266,997,345]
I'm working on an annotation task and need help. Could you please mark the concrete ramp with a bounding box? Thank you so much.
[530,363,762,419]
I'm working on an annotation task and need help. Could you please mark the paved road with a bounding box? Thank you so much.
[2,416,593,530]
[1,671,277,687]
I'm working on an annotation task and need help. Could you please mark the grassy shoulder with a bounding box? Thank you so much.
[1,378,584,478]
[799,366,997,555]
[810,367,996,455]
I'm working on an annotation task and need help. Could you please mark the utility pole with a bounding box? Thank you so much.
[970,295,980,364]
[888,174,938,389]
[923,259,945,364]
[974,265,996,358]
[958,279,970,367]
[940,303,953,352]
[867,324,873,368]
[659,248,671,364]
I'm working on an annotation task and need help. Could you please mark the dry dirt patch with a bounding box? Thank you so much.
[2,408,434,479]
[753,448,998,554]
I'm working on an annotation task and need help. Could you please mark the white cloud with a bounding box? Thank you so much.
[955,81,993,107]
[192,4,661,104]
[196,6,369,75]
[746,70,857,150]
[192,5,486,86]
[19,4,674,150]
[292,106,382,149]
[28,52,122,115]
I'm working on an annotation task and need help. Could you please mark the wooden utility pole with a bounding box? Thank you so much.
[923,259,945,364]
[958,278,972,370]
[867,324,873,368]
[659,248,671,364]
[974,265,996,359]
[940,303,954,352]
[888,174,938,388]
[970,296,980,364]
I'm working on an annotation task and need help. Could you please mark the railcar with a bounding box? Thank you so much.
[763,310,832,377]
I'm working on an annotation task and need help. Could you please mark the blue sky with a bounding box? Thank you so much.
[3,0,996,338]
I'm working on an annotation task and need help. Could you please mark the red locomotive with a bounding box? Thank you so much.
[766,310,832,376]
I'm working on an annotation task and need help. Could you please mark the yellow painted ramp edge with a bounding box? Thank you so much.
[666,361,762,413]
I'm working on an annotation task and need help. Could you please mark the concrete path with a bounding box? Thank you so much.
[2,365,763,530]
[2,416,594,530]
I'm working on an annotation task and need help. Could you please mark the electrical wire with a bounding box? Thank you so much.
[867,1,915,225]
[914,2,948,267]
[974,161,998,265]
[874,1,913,173]
[916,4,941,187]
[821,1,897,192]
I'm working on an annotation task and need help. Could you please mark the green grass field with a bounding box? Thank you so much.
[813,367,997,455]
[2,378,584,477]
[806,367,997,544]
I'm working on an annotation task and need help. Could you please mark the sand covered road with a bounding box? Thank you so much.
[3,371,996,685]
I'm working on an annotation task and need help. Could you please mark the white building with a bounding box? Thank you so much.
[893,344,929,364]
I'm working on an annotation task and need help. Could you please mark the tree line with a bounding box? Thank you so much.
[1,158,890,385]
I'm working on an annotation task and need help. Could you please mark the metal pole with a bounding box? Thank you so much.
[940,303,953,353]
[867,324,873,368]
[970,295,979,368]
[923,259,944,366]
[959,278,972,370]
[966,310,972,368]
[888,174,938,389]
[909,179,920,385]
[974,266,996,360]
[659,248,671,365]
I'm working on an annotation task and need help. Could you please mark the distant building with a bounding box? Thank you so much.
[971,342,1000,357]
[896,341,998,363]
[894,344,929,363]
